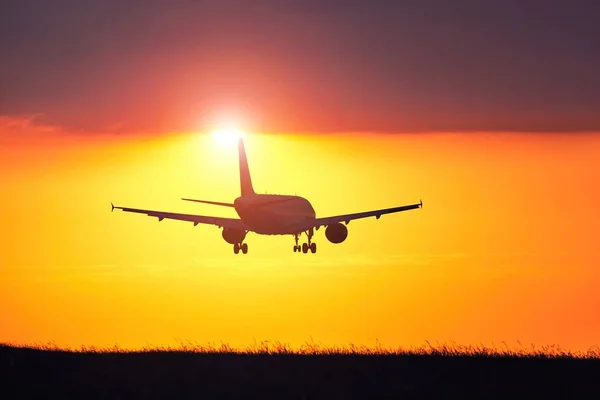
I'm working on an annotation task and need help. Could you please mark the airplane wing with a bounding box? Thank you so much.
[299,200,422,231]
[111,203,249,231]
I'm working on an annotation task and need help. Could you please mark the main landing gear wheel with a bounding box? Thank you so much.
[233,243,248,254]
[293,231,317,254]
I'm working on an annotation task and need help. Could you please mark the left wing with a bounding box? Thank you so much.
[297,200,422,231]
[111,203,249,231]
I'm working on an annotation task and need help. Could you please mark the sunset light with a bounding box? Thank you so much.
[210,126,246,146]
[3,1,600,396]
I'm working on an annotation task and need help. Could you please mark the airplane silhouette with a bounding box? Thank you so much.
[112,137,422,254]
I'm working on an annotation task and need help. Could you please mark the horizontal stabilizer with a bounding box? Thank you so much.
[181,198,235,207]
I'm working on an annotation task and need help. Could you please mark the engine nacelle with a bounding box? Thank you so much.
[222,228,247,244]
[325,223,348,244]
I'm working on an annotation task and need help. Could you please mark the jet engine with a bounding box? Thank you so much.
[222,228,247,244]
[325,223,348,244]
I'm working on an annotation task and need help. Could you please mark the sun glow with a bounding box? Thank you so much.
[211,127,245,146]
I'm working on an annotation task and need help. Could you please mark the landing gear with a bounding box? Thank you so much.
[302,242,308,253]
[293,234,300,253]
[293,229,317,254]
[233,242,248,255]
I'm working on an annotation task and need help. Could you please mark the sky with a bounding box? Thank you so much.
[1,1,600,352]
[1,0,600,132]
[2,129,599,351]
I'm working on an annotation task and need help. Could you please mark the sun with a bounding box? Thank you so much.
[211,127,245,146]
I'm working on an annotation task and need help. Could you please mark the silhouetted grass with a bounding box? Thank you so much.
[3,339,599,359]
[3,340,600,398]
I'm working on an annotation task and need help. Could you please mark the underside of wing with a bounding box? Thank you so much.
[111,203,249,231]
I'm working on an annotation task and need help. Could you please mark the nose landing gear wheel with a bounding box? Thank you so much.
[233,243,240,254]
[241,243,248,254]
[293,234,301,253]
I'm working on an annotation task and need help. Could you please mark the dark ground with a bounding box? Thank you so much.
[2,344,600,399]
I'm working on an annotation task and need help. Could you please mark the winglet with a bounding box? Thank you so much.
[420,199,423,208]
[111,202,115,212]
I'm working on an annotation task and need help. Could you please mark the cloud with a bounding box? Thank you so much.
[0,115,64,144]
[0,115,149,144]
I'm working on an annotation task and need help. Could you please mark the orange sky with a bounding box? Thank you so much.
[1,120,599,351]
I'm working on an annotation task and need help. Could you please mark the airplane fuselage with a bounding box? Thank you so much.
[234,194,316,235]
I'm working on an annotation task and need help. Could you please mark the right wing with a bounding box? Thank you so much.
[111,203,249,231]
[294,200,422,232]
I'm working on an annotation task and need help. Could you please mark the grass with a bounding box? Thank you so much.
[3,340,600,398]
[3,339,599,359]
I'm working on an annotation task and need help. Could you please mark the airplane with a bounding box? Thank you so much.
[111,137,422,254]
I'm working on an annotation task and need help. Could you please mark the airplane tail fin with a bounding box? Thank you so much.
[238,137,255,196]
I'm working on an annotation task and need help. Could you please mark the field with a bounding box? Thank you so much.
[2,342,600,398]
